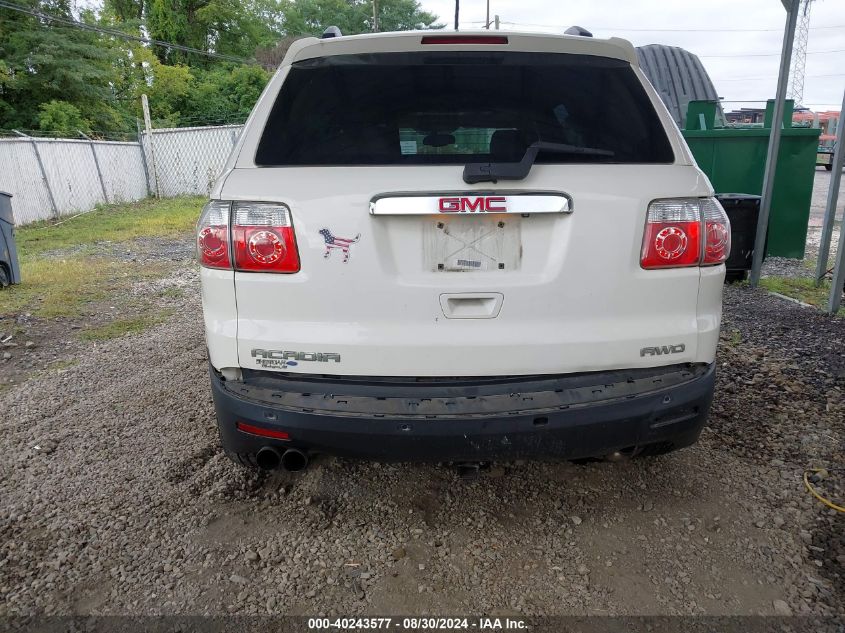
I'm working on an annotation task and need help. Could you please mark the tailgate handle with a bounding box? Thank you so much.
[439,293,503,319]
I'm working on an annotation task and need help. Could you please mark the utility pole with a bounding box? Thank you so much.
[787,0,814,107]
[454,0,459,30]
[750,0,800,287]
[485,0,490,29]
[494,15,499,30]
[372,0,379,32]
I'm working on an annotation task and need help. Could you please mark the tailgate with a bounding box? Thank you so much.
[227,164,710,377]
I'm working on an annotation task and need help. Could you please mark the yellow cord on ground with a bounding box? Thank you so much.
[804,469,845,513]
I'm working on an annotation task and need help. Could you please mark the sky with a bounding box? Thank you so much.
[418,0,845,113]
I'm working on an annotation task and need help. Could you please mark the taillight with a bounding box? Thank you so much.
[197,200,301,273]
[701,198,731,265]
[232,202,300,273]
[641,199,702,269]
[640,198,730,269]
[197,201,231,269]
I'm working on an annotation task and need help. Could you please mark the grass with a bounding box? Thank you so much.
[0,256,171,319]
[79,310,174,341]
[760,276,845,316]
[158,287,184,299]
[0,196,202,338]
[15,196,203,257]
[0,257,114,318]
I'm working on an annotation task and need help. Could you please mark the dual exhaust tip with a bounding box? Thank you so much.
[256,446,308,472]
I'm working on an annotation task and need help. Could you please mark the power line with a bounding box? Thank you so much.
[460,20,845,59]
[0,0,251,64]
[492,21,845,33]
[489,20,845,32]
[699,48,844,58]
[720,99,840,103]
[716,72,845,81]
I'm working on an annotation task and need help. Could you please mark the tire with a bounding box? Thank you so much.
[826,164,833,171]
[0,265,9,288]
[725,270,747,284]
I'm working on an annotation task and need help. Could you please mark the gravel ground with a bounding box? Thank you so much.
[0,259,842,618]
[761,167,843,279]
[809,168,842,228]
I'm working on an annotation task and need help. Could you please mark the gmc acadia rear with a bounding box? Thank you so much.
[198,29,729,472]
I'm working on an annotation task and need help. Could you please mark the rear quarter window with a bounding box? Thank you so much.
[255,51,675,166]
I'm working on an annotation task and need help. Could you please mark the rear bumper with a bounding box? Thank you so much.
[210,362,715,462]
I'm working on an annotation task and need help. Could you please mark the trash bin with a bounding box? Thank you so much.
[715,193,762,283]
[0,191,21,286]
[682,99,820,259]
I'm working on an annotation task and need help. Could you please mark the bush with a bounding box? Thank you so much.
[37,100,91,135]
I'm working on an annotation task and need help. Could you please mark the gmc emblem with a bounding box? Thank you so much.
[438,196,507,213]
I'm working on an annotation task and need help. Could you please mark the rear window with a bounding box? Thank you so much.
[255,52,675,166]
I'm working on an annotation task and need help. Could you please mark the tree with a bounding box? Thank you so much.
[376,0,440,31]
[37,100,91,133]
[279,0,440,37]
[0,0,126,130]
[255,35,301,71]
[181,64,269,124]
[146,0,283,65]
[103,0,144,22]
[255,0,440,69]
[143,60,194,124]
[0,60,16,125]
[0,0,441,132]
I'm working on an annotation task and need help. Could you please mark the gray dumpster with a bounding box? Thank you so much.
[0,192,21,286]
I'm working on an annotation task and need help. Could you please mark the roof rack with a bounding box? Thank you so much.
[321,26,342,39]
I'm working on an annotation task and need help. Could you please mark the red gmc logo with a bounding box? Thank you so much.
[438,196,507,213]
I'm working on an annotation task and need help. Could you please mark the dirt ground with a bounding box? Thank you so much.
[1,181,844,619]
[809,167,842,228]
[0,243,843,619]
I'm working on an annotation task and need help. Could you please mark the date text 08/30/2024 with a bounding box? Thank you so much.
[307,617,528,630]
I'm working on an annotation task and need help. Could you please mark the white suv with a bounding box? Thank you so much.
[198,29,730,472]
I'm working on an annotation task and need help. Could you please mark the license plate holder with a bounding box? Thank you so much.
[423,215,521,272]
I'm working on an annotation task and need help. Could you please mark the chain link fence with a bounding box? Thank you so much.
[0,122,244,226]
[141,124,242,199]
[0,130,147,225]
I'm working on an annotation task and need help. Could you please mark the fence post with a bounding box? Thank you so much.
[79,130,109,204]
[14,130,59,219]
[136,119,153,197]
[816,88,845,289]
[823,93,845,313]
[141,94,160,198]
[749,0,799,288]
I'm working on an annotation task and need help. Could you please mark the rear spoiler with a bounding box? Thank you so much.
[281,31,638,67]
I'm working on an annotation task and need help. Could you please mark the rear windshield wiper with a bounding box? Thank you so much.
[463,141,615,184]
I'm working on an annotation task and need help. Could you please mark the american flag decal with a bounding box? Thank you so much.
[319,228,360,263]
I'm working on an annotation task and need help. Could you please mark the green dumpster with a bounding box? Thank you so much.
[681,100,820,258]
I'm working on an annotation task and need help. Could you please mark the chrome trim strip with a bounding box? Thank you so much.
[369,191,573,215]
